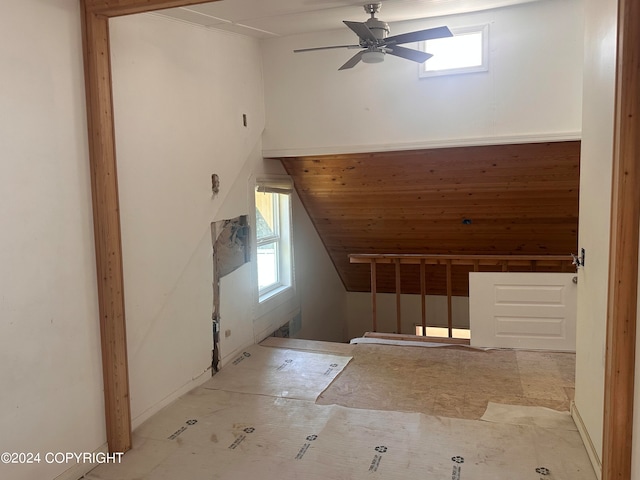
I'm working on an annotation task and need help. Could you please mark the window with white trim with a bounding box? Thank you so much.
[419,24,489,78]
[255,178,293,303]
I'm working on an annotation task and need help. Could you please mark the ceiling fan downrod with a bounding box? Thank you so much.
[363,3,389,41]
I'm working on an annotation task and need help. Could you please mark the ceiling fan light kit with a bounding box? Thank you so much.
[362,50,385,64]
[293,2,452,70]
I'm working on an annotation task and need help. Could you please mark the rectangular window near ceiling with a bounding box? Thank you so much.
[255,178,293,303]
[419,24,489,78]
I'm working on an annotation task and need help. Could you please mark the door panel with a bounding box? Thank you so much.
[469,272,577,351]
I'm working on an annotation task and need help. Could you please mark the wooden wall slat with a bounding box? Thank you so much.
[280,141,580,295]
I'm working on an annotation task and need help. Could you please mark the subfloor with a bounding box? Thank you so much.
[314,338,575,419]
[85,337,594,480]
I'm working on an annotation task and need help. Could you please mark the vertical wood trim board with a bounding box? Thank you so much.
[371,259,377,332]
[80,3,132,454]
[80,0,218,454]
[395,258,402,333]
[603,1,640,479]
[420,260,426,334]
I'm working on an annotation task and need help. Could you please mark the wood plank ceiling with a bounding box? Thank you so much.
[279,141,580,296]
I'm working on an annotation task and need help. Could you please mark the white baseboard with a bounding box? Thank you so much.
[53,443,108,480]
[571,401,602,480]
[131,368,212,431]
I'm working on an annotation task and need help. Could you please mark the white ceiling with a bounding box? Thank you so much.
[153,0,541,39]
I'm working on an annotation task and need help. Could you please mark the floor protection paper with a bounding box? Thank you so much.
[87,388,596,480]
[200,344,352,401]
[480,401,578,431]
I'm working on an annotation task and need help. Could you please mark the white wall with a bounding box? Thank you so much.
[261,0,583,156]
[0,2,592,479]
[290,189,348,342]
[347,293,469,339]
[214,153,348,359]
[110,14,268,425]
[109,13,348,428]
[572,0,617,474]
[0,2,106,480]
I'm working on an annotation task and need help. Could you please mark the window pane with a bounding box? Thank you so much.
[257,242,279,290]
[255,192,278,240]
[425,31,483,71]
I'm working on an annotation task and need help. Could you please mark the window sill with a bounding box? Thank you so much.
[259,284,292,305]
[256,284,296,321]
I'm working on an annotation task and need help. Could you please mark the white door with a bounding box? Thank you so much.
[469,272,577,351]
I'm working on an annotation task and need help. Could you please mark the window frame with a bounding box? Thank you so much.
[418,24,489,78]
[253,176,295,306]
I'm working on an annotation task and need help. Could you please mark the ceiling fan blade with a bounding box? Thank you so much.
[294,44,361,53]
[338,50,365,70]
[386,45,433,63]
[343,21,377,43]
[384,26,453,46]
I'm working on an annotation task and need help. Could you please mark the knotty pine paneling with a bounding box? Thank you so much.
[278,141,580,294]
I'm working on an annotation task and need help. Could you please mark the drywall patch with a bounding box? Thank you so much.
[212,216,250,277]
[211,215,250,371]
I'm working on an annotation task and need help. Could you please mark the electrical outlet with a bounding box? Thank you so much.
[225,329,231,338]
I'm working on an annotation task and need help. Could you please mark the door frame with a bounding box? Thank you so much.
[79,3,640,480]
[602,1,640,478]
[79,0,221,454]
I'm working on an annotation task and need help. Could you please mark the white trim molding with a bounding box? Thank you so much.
[262,132,582,158]
[571,401,602,480]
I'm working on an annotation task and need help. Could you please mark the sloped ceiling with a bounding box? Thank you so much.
[279,141,580,295]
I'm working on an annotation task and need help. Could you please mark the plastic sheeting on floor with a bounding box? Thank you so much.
[87,387,596,480]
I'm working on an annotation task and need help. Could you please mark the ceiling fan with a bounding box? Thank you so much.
[294,2,453,70]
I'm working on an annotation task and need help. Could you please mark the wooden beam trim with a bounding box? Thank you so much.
[603,1,640,479]
[395,258,402,334]
[350,254,573,262]
[420,260,426,335]
[446,260,453,337]
[84,0,216,17]
[371,259,377,332]
[80,2,132,453]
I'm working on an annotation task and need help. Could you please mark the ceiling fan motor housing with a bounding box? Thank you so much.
[365,17,390,41]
